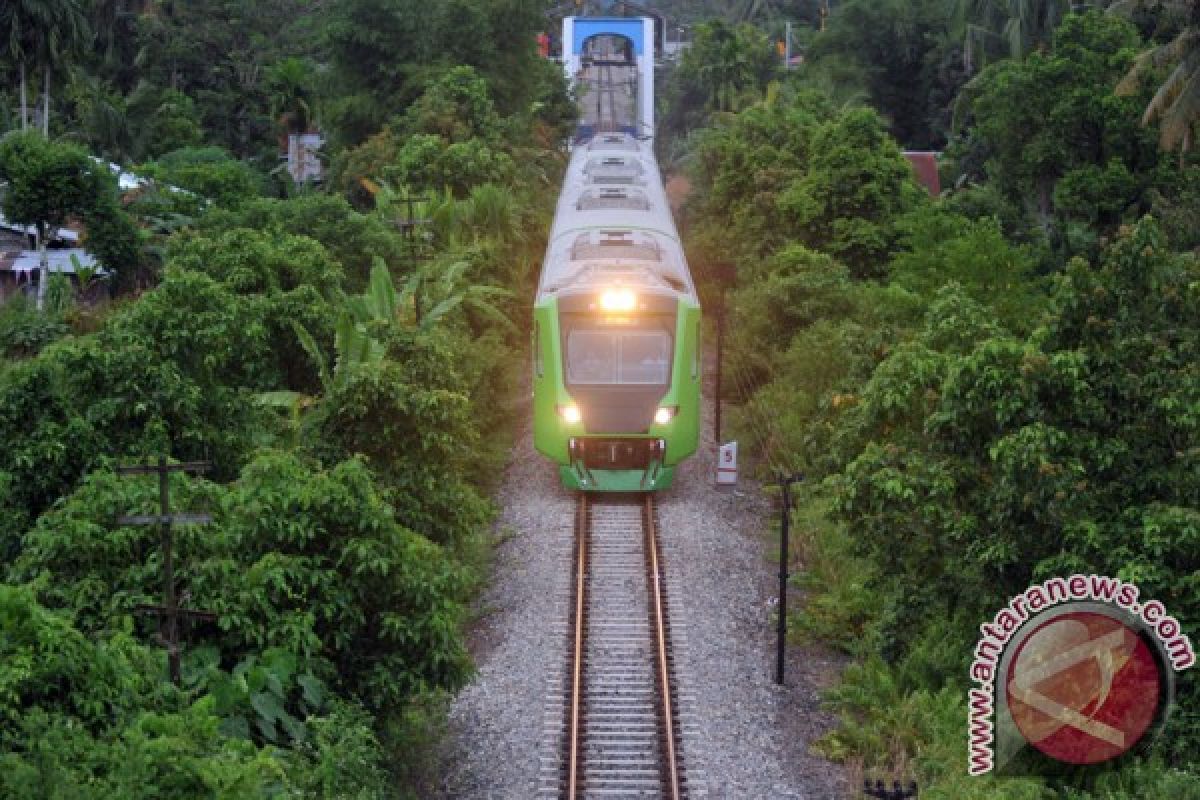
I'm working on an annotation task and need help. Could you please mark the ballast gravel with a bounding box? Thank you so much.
[436,359,849,799]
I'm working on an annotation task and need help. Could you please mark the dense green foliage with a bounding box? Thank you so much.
[806,0,966,149]
[0,132,142,290]
[678,5,1200,797]
[660,19,779,143]
[4,0,1196,797]
[0,2,567,796]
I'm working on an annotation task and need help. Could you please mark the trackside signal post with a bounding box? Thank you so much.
[776,472,803,685]
[117,458,216,685]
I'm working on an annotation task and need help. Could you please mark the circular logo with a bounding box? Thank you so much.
[1005,611,1162,764]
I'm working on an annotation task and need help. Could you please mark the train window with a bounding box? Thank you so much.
[619,332,672,384]
[567,331,616,384]
[588,136,638,152]
[570,234,660,262]
[576,188,650,211]
[586,158,644,179]
[590,173,636,185]
[567,330,671,386]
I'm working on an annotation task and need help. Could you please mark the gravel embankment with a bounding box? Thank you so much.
[436,353,848,798]
[435,403,575,799]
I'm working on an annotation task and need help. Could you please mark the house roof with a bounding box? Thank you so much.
[1,248,101,275]
[92,157,150,191]
[903,151,941,197]
[0,213,80,243]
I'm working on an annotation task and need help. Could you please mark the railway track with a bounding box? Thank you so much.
[541,494,692,799]
[588,62,633,133]
[595,64,616,132]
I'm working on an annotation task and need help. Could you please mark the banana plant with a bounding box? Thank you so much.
[269,256,513,441]
[402,256,515,334]
[257,264,393,434]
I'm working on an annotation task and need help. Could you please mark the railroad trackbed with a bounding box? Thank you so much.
[539,495,701,799]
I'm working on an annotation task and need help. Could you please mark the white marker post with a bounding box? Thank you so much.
[716,441,738,486]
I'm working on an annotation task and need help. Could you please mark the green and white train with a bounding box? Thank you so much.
[532,131,701,492]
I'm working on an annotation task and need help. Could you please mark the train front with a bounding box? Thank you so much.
[534,276,700,491]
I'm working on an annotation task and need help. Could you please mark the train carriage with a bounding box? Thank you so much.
[533,132,701,491]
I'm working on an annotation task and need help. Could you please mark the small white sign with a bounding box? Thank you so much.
[716,441,738,485]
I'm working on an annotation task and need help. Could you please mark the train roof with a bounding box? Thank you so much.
[537,133,698,306]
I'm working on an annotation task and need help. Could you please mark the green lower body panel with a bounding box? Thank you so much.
[559,465,676,492]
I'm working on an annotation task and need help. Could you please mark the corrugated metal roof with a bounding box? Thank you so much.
[0,214,80,243]
[4,249,100,274]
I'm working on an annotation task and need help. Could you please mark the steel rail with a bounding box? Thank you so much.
[566,493,588,800]
[644,494,682,800]
[563,493,683,799]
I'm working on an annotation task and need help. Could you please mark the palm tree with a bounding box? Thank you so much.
[266,57,315,136]
[71,73,138,161]
[34,0,88,135]
[695,23,768,112]
[88,0,148,84]
[959,0,1071,68]
[735,0,781,23]
[0,0,35,128]
[1113,1,1199,165]
[0,0,89,133]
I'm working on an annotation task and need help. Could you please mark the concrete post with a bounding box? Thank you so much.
[640,16,654,136]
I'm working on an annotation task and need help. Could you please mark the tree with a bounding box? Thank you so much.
[0,132,114,309]
[130,0,317,158]
[962,12,1153,236]
[86,0,146,92]
[320,0,546,149]
[33,0,88,135]
[1115,7,1200,164]
[142,146,263,209]
[959,0,1071,67]
[68,75,204,164]
[777,107,927,279]
[808,0,964,148]
[0,2,31,128]
[265,56,315,136]
[661,19,779,140]
[687,87,836,262]
[694,20,778,113]
[399,66,501,143]
[195,193,405,290]
[0,0,90,134]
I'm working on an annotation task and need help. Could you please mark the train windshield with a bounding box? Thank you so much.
[567,329,671,385]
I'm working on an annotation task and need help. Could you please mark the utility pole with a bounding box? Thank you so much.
[393,190,431,323]
[784,20,792,70]
[715,290,727,444]
[34,224,48,312]
[776,472,803,685]
[117,457,217,685]
[394,191,431,245]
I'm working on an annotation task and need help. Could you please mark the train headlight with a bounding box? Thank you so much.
[654,406,676,425]
[558,404,582,425]
[599,288,637,312]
